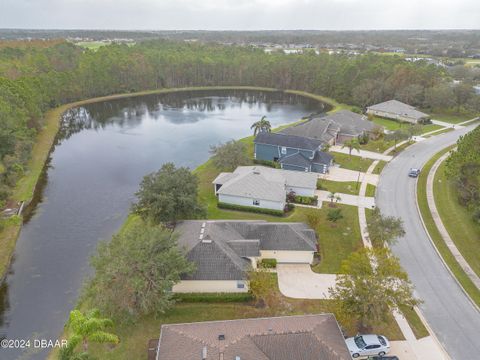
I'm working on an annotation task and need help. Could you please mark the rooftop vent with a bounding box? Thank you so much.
[253,171,260,175]
[200,228,205,234]
[218,334,225,341]
[199,234,203,240]
[235,357,241,360]
[202,346,207,360]
[202,222,206,228]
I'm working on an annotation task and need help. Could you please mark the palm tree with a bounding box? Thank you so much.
[251,116,272,135]
[341,138,361,157]
[63,309,119,356]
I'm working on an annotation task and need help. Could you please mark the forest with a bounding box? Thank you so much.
[0,39,479,208]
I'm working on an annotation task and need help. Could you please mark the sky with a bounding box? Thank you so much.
[1,0,479,30]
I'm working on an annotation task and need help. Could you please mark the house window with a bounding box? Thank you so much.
[253,200,260,206]
[281,147,287,155]
[237,281,245,289]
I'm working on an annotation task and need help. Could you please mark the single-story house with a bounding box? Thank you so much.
[281,109,376,145]
[254,132,333,173]
[172,220,317,293]
[213,166,318,211]
[155,314,352,360]
[366,99,430,124]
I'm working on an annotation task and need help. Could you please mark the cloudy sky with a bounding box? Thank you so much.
[1,0,479,30]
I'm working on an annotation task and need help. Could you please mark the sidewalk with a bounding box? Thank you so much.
[330,145,393,162]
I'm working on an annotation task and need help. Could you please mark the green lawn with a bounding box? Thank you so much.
[421,124,443,134]
[366,184,376,197]
[360,139,395,153]
[370,116,404,131]
[429,112,476,124]
[318,179,360,195]
[434,161,480,278]
[372,160,388,175]
[332,152,374,172]
[417,147,480,308]
[398,305,429,339]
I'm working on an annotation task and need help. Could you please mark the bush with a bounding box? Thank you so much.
[260,258,277,269]
[218,202,285,216]
[173,292,253,303]
[292,195,318,206]
[253,159,280,168]
[358,132,370,145]
[316,179,326,190]
[285,203,295,212]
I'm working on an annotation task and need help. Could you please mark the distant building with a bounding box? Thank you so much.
[155,314,352,360]
[213,166,317,211]
[281,110,376,145]
[172,220,317,293]
[367,100,430,124]
[254,132,333,174]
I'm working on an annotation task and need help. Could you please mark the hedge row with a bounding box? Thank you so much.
[173,292,253,303]
[218,202,285,216]
[260,258,277,269]
[253,159,280,168]
[293,195,318,205]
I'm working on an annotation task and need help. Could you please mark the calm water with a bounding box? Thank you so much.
[0,90,327,359]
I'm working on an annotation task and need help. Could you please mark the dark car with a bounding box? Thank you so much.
[367,356,399,360]
[408,168,421,177]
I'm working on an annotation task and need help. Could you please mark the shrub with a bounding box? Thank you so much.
[253,159,280,168]
[218,202,285,216]
[260,258,277,269]
[316,179,326,190]
[173,292,253,303]
[358,132,370,145]
[285,203,295,212]
[292,195,318,206]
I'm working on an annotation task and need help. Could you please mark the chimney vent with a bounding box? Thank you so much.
[218,334,225,341]
[202,346,207,360]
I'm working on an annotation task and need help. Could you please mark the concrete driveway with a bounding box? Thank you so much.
[320,167,379,185]
[276,264,336,299]
[330,146,393,162]
[377,124,480,359]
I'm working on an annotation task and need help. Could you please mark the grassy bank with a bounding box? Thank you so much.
[416,146,480,307]
[434,161,480,277]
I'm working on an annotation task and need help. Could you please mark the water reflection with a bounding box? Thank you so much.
[0,89,327,360]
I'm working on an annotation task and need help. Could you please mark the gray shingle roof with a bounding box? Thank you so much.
[367,100,429,121]
[312,150,334,165]
[156,314,352,360]
[254,131,323,151]
[278,152,312,168]
[213,166,318,201]
[175,220,317,281]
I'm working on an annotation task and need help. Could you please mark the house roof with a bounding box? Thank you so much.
[278,152,312,168]
[312,151,334,165]
[175,220,317,280]
[156,314,352,360]
[367,100,429,120]
[254,131,323,151]
[213,166,318,201]
[280,110,375,142]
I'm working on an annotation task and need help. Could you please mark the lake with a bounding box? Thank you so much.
[0,89,328,359]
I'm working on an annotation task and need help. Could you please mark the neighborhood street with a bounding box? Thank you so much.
[377,123,480,360]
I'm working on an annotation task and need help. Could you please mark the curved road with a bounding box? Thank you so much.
[377,124,480,360]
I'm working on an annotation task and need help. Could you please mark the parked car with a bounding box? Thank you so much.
[408,168,421,177]
[346,334,390,358]
[367,356,399,360]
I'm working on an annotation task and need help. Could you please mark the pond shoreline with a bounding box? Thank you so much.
[0,86,340,281]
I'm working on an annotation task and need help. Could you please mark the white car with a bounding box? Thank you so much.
[345,334,390,358]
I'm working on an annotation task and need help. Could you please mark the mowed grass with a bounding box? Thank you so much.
[360,139,395,153]
[372,160,388,175]
[318,179,360,195]
[365,184,376,197]
[333,152,374,172]
[429,112,476,124]
[371,116,404,131]
[398,305,429,339]
[417,147,480,307]
[434,161,480,277]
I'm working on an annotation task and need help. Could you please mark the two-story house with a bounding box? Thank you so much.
[253,132,333,173]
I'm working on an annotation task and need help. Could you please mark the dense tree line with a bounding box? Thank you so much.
[446,126,480,223]
[0,40,478,207]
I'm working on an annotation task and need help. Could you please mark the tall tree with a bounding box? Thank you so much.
[132,162,205,225]
[88,221,194,321]
[342,138,361,157]
[367,208,405,247]
[329,248,419,330]
[250,115,272,135]
[385,129,409,150]
[209,140,250,171]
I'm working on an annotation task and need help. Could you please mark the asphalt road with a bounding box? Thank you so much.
[376,124,480,360]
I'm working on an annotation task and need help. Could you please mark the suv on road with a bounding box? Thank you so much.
[408,168,421,177]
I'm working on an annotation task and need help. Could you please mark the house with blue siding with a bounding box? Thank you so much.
[254,132,333,173]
